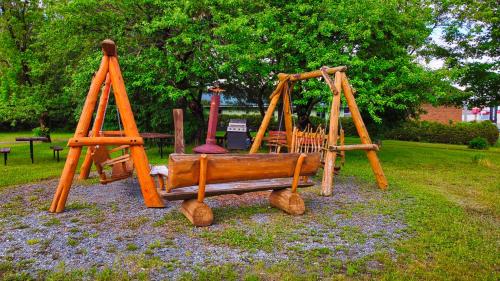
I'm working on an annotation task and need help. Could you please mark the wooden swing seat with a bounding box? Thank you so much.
[91,144,134,184]
[162,152,321,226]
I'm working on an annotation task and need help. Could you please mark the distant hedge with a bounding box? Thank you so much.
[383,120,499,145]
[217,114,499,145]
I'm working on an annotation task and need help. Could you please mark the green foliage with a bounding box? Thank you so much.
[428,0,499,109]
[383,120,499,145]
[0,0,459,136]
[468,137,489,150]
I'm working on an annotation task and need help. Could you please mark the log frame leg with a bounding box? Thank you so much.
[250,81,286,153]
[50,55,109,213]
[50,147,83,212]
[80,74,112,180]
[270,153,307,215]
[340,73,388,189]
[108,55,165,208]
[321,69,342,196]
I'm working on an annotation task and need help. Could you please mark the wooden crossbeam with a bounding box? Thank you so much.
[67,137,143,146]
[278,66,347,81]
[328,144,379,151]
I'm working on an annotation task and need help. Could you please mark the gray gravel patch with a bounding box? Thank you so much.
[0,175,407,279]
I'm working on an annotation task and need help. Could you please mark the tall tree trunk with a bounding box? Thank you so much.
[38,111,51,142]
[188,89,205,145]
[257,94,265,117]
[296,98,319,129]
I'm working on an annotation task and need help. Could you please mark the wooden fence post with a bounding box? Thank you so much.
[173,109,185,154]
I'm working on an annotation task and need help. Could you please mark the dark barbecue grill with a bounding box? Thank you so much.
[226,119,251,150]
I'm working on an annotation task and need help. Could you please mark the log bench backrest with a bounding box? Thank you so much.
[167,153,321,189]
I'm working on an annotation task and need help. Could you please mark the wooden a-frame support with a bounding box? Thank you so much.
[49,40,164,213]
[249,66,388,195]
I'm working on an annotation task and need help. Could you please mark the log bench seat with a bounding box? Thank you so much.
[161,152,321,226]
[159,177,315,201]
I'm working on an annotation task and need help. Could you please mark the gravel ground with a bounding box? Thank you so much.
[0,176,407,279]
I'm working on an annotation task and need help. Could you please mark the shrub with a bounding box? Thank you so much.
[468,137,489,150]
[32,126,51,142]
[216,114,499,146]
[384,120,499,145]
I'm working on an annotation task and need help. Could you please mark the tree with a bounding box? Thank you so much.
[213,0,449,127]
[0,0,45,128]
[429,0,499,121]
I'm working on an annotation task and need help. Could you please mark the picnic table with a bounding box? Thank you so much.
[140,133,173,158]
[15,137,49,163]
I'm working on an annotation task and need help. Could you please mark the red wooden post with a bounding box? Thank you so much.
[193,86,227,154]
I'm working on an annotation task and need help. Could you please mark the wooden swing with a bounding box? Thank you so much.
[250,66,388,195]
[290,125,345,171]
[50,40,165,213]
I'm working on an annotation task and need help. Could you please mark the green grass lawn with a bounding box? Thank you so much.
[0,131,498,280]
[340,137,499,280]
[0,131,187,189]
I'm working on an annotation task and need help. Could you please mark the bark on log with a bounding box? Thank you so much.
[269,189,305,215]
[181,199,214,226]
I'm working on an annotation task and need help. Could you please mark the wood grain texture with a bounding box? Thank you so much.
[269,189,305,215]
[180,199,214,226]
[167,153,321,189]
[282,82,294,148]
[160,178,315,201]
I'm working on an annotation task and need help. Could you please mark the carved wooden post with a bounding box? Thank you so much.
[173,109,185,154]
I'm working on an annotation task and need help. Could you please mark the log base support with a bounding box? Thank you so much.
[180,199,214,226]
[269,189,305,215]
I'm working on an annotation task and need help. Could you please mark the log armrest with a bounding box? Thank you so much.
[291,154,307,193]
[197,154,208,203]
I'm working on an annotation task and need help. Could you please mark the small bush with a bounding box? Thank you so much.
[468,137,489,150]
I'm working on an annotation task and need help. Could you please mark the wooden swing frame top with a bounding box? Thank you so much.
[249,66,388,195]
[49,40,164,213]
